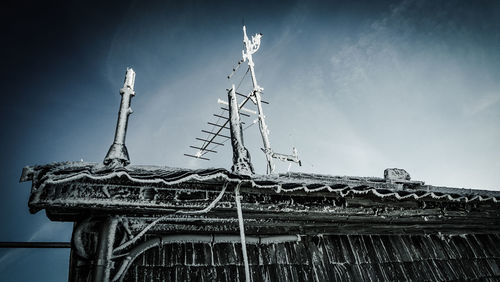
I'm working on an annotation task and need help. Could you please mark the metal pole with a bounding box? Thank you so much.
[228,84,254,175]
[0,242,71,248]
[104,68,136,167]
[93,217,118,282]
[242,26,274,173]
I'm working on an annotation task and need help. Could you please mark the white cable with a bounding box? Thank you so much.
[235,182,250,282]
[113,182,228,253]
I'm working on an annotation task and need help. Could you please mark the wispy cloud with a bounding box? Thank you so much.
[463,93,500,116]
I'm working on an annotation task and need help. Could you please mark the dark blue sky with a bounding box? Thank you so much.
[2,0,500,280]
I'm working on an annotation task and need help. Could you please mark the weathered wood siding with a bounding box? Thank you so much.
[113,234,500,281]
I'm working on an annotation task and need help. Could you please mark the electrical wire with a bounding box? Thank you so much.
[235,67,250,92]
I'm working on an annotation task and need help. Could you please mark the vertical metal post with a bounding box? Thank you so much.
[93,217,118,282]
[228,84,254,175]
[242,26,274,174]
[104,68,136,167]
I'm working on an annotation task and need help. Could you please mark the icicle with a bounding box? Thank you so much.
[235,182,251,281]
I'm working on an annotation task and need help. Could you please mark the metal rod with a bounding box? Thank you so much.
[192,91,252,156]
[0,242,71,248]
[235,91,269,104]
[218,98,257,115]
[213,114,228,119]
[202,130,230,139]
[207,122,229,129]
[189,146,217,153]
[212,115,245,124]
[242,26,274,173]
[93,217,118,282]
[184,154,210,160]
[196,138,224,146]
[221,107,251,117]
[197,120,230,153]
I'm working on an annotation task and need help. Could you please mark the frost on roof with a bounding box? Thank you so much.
[21,162,500,204]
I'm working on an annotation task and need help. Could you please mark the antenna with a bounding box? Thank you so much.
[241,25,274,173]
[185,25,301,174]
[184,89,258,161]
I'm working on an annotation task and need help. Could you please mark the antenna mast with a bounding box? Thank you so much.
[185,26,301,174]
[242,26,274,173]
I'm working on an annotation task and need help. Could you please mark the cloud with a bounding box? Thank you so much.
[463,94,500,116]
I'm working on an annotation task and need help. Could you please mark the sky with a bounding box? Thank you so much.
[1,0,500,280]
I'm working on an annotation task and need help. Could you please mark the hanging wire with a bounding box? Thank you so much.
[235,67,250,92]
[243,119,258,131]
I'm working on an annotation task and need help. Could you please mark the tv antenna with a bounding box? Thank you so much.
[185,26,301,174]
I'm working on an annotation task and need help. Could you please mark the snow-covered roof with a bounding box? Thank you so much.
[20,162,500,270]
[21,162,500,206]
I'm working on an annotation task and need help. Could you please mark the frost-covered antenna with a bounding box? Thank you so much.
[240,25,275,173]
[185,26,301,174]
[240,26,301,173]
[184,89,259,161]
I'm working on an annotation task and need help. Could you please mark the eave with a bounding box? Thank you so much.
[21,162,500,235]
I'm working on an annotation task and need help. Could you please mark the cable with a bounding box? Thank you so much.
[235,182,250,282]
[113,182,228,254]
[235,67,250,92]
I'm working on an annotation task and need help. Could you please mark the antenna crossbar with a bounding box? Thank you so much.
[191,92,256,157]
[186,25,301,173]
[208,122,229,129]
[218,98,257,115]
[190,146,217,153]
[196,138,225,146]
[202,130,230,139]
[213,114,228,120]
[195,119,231,154]
[213,114,245,124]
[235,91,269,104]
[184,154,210,161]
[221,107,251,117]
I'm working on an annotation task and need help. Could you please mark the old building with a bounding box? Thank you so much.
[20,162,500,281]
[20,26,500,281]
